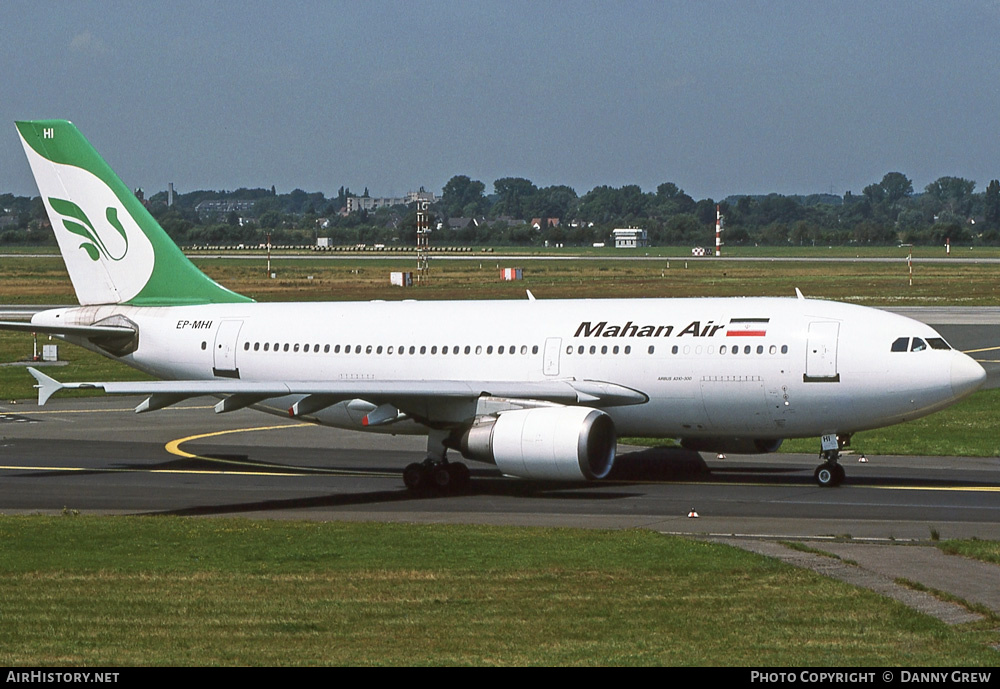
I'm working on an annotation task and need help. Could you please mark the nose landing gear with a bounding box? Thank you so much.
[814,433,849,487]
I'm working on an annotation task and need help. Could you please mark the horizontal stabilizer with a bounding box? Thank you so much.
[0,320,135,337]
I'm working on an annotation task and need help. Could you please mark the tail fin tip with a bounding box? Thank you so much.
[17,119,252,307]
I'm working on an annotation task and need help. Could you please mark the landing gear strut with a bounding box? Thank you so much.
[403,430,470,493]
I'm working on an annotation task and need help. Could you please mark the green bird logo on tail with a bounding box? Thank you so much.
[48,197,129,262]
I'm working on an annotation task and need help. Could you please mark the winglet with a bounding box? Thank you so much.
[27,366,65,406]
[795,288,805,300]
[526,290,536,301]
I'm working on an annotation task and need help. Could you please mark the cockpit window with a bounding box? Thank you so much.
[892,336,950,353]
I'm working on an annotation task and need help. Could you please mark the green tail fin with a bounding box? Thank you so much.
[16,120,252,306]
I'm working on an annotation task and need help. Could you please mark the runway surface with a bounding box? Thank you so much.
[1,395,997,541]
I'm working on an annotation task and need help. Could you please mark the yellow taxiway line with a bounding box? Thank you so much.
[164,423,398,477]
[164,423,313,459]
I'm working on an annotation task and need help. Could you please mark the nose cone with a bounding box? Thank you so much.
[951,351,987,399]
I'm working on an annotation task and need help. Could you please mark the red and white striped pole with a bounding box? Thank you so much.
[715,205,723,257]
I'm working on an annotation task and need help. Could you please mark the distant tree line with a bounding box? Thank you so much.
[3,170,999,247]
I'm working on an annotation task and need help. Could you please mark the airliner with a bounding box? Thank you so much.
[0,120,987,490]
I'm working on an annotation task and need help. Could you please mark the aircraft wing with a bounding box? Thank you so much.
[26,367,648,417]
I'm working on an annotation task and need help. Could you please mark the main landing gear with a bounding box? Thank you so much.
[403,459,471,493]
[403,429,471,493]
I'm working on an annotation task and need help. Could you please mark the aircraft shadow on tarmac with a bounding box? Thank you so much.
[143,446,962,519]
[11,447,984,518]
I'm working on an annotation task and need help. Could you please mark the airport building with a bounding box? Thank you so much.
[613,227,648,248]
[346,190,438,213]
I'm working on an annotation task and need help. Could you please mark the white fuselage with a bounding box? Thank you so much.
[34,296,986,442]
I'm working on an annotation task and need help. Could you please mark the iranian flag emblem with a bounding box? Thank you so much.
[727,318,769,337]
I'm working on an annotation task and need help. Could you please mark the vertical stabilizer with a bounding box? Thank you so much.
[16,120,251,306]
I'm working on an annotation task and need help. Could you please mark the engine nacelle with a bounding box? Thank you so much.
[455,406,617,481]
[680,437,784,454]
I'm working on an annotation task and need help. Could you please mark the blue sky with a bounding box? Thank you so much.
[3,1,1000,202]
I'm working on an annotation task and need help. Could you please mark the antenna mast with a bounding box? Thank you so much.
[715,204,724,257]
[416,200,430,284]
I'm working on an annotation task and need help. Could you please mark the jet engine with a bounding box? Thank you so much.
[680,437,784,454]
[454,406,617,481]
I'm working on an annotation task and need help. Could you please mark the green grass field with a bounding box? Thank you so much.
[3,249,1000,303]
[1,517,997,666]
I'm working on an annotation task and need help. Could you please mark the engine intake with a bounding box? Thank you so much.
[455,406,617,481]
